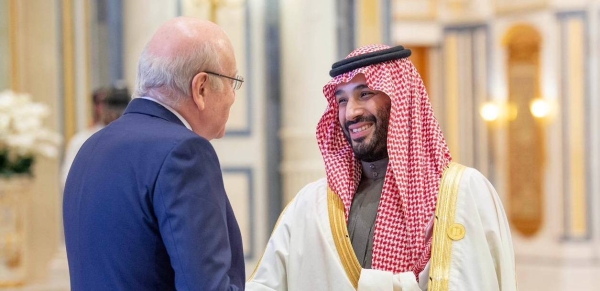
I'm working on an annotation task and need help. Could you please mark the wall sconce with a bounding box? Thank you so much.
[480,102,501,122]
[480,99,554,123]
[529,98,551,119]
[480,101,515,123]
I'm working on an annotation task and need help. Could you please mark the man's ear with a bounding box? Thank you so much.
[191,72,208,111]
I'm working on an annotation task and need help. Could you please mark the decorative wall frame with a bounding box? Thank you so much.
[557,11,591,241]
[441,24,492,175]
[221,167,255,259]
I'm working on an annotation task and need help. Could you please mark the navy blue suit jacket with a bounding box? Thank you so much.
[63,98,245,290]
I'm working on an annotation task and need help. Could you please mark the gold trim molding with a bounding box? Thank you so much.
[562,17,587,238]
[84,0,92,126]
[393,0,437,21]
[494,0,547,15]
[62,0,76,140]
[9,0,19,91]
[356,0,382,46]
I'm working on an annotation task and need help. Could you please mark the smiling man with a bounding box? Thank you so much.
[246,45,517,291]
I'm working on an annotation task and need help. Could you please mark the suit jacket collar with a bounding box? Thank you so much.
[124,98,186,127]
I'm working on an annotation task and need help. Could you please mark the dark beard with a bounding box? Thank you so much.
[342,108,389,162]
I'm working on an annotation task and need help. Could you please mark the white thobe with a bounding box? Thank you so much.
[246,166,516,291]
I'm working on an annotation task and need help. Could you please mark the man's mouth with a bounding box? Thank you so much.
[347,123,374,140]
[352,124,372,133]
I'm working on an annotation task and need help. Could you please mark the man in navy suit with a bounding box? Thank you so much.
[63,17,245,290]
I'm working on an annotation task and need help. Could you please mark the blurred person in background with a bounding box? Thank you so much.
[60,84,131,188]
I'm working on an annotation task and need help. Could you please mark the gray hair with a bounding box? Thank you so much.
[133,40,224,106]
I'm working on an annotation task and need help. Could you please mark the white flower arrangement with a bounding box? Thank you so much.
[0,90,62,177]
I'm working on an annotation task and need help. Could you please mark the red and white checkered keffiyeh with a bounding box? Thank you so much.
[317,44,452,276]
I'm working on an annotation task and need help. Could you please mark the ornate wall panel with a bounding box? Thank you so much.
[503,24,544,237]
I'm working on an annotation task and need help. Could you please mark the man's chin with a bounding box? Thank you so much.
[351,137,367,144]
[344,132,372,153]
[352,143,373,156]
[210,126,227,140]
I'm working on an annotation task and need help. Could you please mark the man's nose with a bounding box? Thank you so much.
[346,98,364,121]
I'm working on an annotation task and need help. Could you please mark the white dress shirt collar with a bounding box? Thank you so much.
[139,97,192,131]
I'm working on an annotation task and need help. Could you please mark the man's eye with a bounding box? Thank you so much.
[360,91,374,98]
[336,98,347,104]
